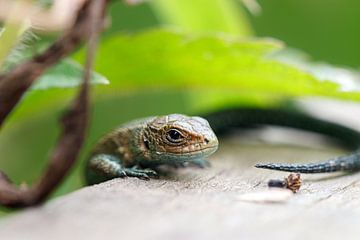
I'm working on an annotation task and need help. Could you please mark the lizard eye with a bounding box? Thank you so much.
[166,129,184,143]
[143,139,150,150]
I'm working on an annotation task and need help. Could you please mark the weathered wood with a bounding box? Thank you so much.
[0,100,360,240]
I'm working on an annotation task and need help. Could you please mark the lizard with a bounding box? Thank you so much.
[85,107,360,185]
[85,114,219,185]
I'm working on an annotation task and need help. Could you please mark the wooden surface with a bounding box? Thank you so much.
[1,100,360,240]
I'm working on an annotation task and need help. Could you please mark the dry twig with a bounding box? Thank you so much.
[0,0,107,208]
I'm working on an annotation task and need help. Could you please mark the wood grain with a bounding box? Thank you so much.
[0,100,359,240]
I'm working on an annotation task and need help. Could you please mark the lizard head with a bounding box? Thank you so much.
[143,114,218,162]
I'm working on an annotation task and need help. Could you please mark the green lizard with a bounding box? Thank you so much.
[85,108,360,185]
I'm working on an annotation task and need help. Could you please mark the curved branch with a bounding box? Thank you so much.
[0,0,107,208]
[0,0,96,127]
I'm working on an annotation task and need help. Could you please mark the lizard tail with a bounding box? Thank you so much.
[255,151,360,173]
[203,107,360,150]
[203,107,360,174]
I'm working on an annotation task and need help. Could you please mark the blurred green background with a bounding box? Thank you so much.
[0,0,359,213]
[108,0,360,67]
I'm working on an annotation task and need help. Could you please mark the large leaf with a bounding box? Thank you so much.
[3,53,109,90]
[269,48,360,92]
[86,29,360,112]
[31,59,109,90]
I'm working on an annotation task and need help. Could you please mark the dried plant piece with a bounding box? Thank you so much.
[268,173,302,193]
[285,173,302,193]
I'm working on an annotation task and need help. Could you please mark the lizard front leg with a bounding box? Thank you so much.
[86,154,158,185]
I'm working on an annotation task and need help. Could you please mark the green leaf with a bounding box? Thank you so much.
[269,48,360,92]
[91,29,282,87]
[0,23,27,68]
[31,59,109,90]
[86,29,360,112]
[2,41,109,90]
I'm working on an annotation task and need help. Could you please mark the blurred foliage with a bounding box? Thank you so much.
[106,0,360,67]
[32,59,108,90]
[252,0,360,67]
[87,29,360,112]
[149,0,253,36]
[0,22,27,67]
[0,0,360,215]
[270,48,360,93]
[0,35,109,89]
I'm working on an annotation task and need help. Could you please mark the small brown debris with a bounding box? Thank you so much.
[268,173,302,193]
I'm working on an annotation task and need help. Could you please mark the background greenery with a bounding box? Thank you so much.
[0,0,359,213]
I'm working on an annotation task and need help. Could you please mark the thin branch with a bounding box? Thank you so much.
[0,0,90,128]
[30,0,106,204]
[0,0,107,208]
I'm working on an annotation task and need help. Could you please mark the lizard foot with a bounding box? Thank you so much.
[122,167,158,180]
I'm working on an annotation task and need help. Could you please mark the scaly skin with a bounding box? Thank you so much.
[85,114,218,185]
[85,108,360,185]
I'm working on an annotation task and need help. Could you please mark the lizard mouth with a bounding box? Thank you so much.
[159,145,219,158]
[190,145,218,155]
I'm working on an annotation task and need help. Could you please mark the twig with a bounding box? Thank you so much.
[0,0,107,208]
[30,0,106,205]
[0,0,93,127]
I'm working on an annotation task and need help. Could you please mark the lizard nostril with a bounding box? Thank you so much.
[204,138,210,144]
